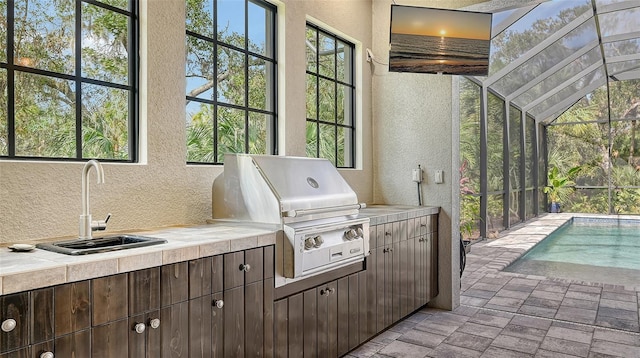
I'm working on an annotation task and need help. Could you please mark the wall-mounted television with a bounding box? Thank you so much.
[389,5,492,76]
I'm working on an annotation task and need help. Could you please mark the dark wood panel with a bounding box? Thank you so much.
[384,223,393,247]
[274,262,363,300]
[287,293,303,358]
[211,292,224,358]
[273,299,288,358]
[188,257,212,299]
[146,310,162,358]
[316,286,328,357]
[223,286,244,357]
[55,329,91,358]
[128,313,147,358]
[348,274,359,351]
[263,277,274,358]
[392,221,401,244]
[211,255,224,294]
[161,262,189,307]
[392,242,400,322]
[224,251,245,290]
[326,281,338,358]
[376,225,385,249]
[407,218,416,239]
[31,287,53,344]
[415,235,426,307]
[91,319,128,358]
[245,281,264,357]
[374,247,385,333]
[430,233,439,300]
[245,247,264,284]
[407,237,416,312]
[0,347,29,358]
[30,340,53,358]
[160,302,189,358]
[263,245,274,279]
[128,267,160,316]
[54,281,91,337]
[92,273,128,326]
[357,270,368,345]
[188,296,212,358]
[0,292,29,353]
[303,288,317,358]
[369,224,377,249]
[399,239,409,318]
[336,277,349,357]
[384,246,393,328]
[364,251,377,340]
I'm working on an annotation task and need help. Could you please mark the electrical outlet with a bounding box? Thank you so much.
[435,170,444,184]
[412,168,422,183]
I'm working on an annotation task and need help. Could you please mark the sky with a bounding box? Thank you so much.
[391,5,492,40]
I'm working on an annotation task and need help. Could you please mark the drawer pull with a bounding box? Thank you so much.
[149,318,161,329]
[134,322,146,334]
[1,318,16,332]
[213,299,224,309]
[239,263,251,272]
[40,352,54,358]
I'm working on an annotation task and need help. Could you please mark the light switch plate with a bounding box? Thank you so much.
[435,170,444,184]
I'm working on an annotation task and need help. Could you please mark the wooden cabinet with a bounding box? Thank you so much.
[273,272,360,358]
[0,293,29,353]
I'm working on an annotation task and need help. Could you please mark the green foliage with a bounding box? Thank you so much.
[543,165,582,203]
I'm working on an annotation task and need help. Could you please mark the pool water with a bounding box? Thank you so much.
[504,218,640,286]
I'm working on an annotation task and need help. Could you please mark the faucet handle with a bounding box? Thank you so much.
[92,213,111,231]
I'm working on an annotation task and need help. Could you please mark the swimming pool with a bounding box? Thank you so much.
[504,217,640,286]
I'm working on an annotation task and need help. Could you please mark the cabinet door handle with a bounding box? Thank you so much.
[134,322,146,334]
[385,232,391,236]
[149,318,161,329]
[213,299,224,309]
[239,263,251,272]
[1,318,16,332]
[40,352,54,358]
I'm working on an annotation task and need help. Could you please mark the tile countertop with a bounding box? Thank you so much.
[0,205,439,296]
[0,220,281,296]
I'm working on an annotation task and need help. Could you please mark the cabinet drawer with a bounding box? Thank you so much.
[0,293,28,353]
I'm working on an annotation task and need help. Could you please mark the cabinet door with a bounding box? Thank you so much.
[263,277,275,358]
[54,281,91,337]
[211,292,224,357]
[287,293,303,358]
[91,319,128,358]
[374,247,385,333]
[160,302,189,358]
[391,241,400,323]
[336,277,349,357]
[0,347,28,358]
[316,281,337,358]
[223,286,244,357]
[31,288,53,345]
[188,257,213,300]
[348,273,359,351]
[0,292,29,353]
[363,251,377,340]
[129,268,160,316]
[244,247,264,285]
[161,262,189,307]
[223,251,245,290]
[302,287,317,358]
[245,281,265,357]
[189,296,212,358]
[56,329,91,357]
[428,233,439,301]
[92,274,128,326]
[128,310,161,358]
[415,235,426,308]
[273,299,288,358]
[399,238,410,318]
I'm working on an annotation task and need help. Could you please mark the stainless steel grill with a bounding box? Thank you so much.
[213,154,369,286]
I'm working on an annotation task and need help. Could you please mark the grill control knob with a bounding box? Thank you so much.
[313,236,323,248]
[344,229,357,241]
[356,227,364,237]
[304,237,315,250]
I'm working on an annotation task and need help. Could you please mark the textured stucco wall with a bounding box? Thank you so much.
[371,0,485,310]
[0,0,373,243]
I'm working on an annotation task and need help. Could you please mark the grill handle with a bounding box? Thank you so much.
[282,203,366,218]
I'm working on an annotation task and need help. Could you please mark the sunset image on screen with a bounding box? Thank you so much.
[389,5,492,76]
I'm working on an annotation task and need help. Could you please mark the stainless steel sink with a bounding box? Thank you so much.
[36,235,167,255]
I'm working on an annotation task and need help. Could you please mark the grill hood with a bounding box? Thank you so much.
[213,154,364,225]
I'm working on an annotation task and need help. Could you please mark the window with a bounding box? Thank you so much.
[0,0,138,161]
[186,0,277,164]
[305,23,355,168]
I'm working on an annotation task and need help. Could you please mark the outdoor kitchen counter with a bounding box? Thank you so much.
[359,204,440,224]
[0,220,280,295]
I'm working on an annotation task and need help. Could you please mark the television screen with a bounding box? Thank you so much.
[389,5,492,76]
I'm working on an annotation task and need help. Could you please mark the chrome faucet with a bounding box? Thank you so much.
[79,160,110,239]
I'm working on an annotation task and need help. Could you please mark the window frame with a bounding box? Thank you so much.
[305,22,356,168]
[0,0,139,162]
[185,0,278,165]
